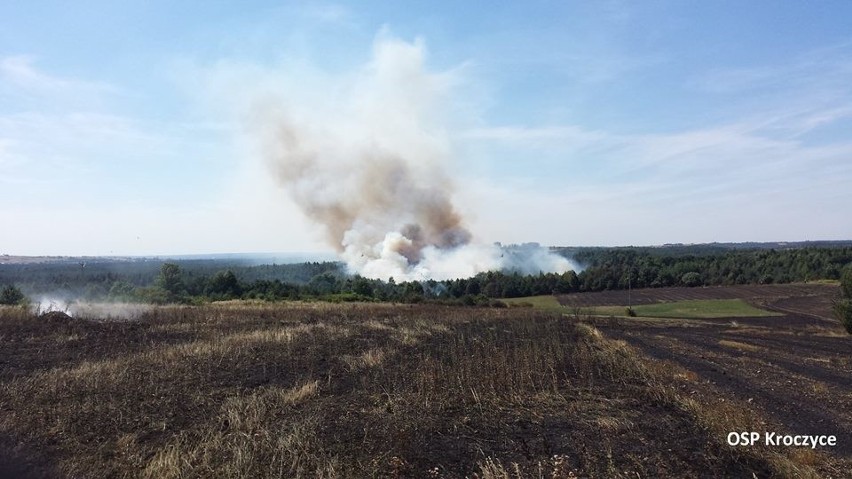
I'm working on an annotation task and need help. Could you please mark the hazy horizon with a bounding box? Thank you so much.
[5,239,852,261]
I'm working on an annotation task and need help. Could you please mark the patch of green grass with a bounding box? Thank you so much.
[501,295,564,311]
[594,299,780,319]
[806,279,840,285]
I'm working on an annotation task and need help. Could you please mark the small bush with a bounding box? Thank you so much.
[841,267,852,299]
[681,272,702,287]
[509,301,534,308]
[834,299,852,334]
[0,284,25,305]
[625,307,637,317]
[325,292,376,303]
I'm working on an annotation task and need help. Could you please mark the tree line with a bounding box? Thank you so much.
[0,259,340,301]
[105,246,852,305]
[2,246,851,306]
[566,246,852,291]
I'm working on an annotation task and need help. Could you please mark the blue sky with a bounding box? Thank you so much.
[2,1,851,255]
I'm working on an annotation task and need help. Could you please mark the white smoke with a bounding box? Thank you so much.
[31,296,151,320]
[32,296,73,315]
[250,33,576,280]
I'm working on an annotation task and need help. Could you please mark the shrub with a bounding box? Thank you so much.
[836,268,852,334]
[0,284,25,305]
[834,299,852,334]
[681,272,702,287]
[157,263,186,299]
[841,267,852,299]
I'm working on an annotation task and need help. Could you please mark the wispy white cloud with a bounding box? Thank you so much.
[463,125,607,144]
[465,24,665,87]
[689,42,852,146]
[695,42,852,97]
[1,55,70,91]
[0,54,230,212]
[0,55,119,99]
[687,42,852,117]
[301,3,354,25]
[459,104,852,241]
[0,111,160,174]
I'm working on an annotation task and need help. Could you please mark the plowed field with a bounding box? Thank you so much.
[571,284,851,472]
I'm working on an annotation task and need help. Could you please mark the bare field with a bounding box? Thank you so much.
[570,284,851,477]
[0,302,831,478]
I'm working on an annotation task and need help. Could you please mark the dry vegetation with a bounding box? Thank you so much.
[0,302,832,477]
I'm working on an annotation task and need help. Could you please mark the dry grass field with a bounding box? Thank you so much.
[0,301,842,477]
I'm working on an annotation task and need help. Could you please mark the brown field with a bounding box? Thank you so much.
[567,284,851,477]
[1,300,843,477]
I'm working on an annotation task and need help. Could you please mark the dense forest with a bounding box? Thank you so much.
[1,244,851,305]
[565,245,852,290]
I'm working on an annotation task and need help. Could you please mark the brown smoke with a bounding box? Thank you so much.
[265,120,471,265]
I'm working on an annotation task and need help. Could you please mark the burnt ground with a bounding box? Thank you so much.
[581,284,851,472]
[0,304,789,478]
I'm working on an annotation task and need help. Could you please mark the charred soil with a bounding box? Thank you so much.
[0,302,839,478]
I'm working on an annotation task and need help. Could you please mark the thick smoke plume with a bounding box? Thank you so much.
[255,35,576,280]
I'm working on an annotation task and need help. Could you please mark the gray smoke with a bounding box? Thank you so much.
[253,35,576,280]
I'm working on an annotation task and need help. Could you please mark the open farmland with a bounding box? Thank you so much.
[592,299,782,319]
[557,283,839,311]
[1,302,842,478]
[558,283,851,476]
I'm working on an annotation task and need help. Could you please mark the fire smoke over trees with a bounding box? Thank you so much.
[253,34,575,280]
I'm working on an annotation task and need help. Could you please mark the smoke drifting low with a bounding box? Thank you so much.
[254,35,576,280]
[32,296,150,320]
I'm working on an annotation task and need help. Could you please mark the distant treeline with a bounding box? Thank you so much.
[0,260,341,299]
[563,246,852,291]
[1,245,851,305]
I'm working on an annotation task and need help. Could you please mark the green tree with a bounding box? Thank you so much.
[157,263,186,299]
[464,278,481,295]
[681,272,702,287]
[351,276,375,297]
[207,270,242,299]
[308,272,339,295]
[836,267,852,334]
[835,300,852,334]
[840,267,852,299]
[0,284,25,305]
[108,281,135,299]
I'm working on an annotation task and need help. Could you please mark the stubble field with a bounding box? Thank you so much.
[0,297,847,478]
